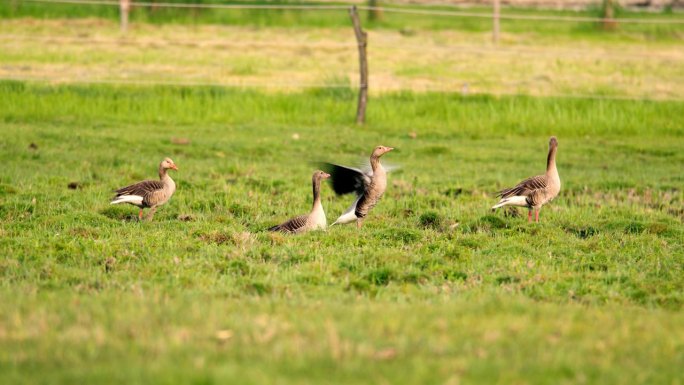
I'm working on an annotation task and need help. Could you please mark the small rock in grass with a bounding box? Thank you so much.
[171,137,191,145]
[67,182,81,190]
[28,142,38,150]
[374,348,397,360]
[215,329,233,343]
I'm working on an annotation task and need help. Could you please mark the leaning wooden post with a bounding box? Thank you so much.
[350,6,368,125]
[492,0,500,45]
[120,0,131,33]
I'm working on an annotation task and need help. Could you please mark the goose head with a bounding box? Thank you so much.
[371,145,394,158]
[313,170,331,182]
[161,157,179,171]
[549,136,558,149]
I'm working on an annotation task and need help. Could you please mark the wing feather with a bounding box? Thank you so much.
[269,215,308,233]
[115,180,164,197]
[498,175,548,198]
[320,163,369,196]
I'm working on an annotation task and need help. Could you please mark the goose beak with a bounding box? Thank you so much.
[171,164,179,170]
[322,172,331,179]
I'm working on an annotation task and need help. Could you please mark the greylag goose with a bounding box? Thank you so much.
[492,137,561,222]
[323,145,394,228]
[269,170,330,233]
[110,157,178,221]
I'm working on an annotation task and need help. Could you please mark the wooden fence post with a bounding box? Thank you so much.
[493,0,500,44]
[602,0,617,30]
[120,0,131,33]
[350,6,368,125]
[368,0,383,22]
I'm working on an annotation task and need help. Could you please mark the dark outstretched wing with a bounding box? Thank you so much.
[114,180,164,197]
[320,163,369,196]
[497,175,548,198]
[268,215,308,233]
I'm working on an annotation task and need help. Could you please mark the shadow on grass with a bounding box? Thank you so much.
[99,206,141,222]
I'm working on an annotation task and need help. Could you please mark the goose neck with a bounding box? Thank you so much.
[546,146,558,174]
[312,176,321,208]
[370,156,381,172]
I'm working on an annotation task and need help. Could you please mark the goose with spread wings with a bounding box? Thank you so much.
[322,145,395,228]
[492,137,561,222]
[110,157,178,221]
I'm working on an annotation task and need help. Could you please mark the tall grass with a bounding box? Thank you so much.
[2,81,683,136]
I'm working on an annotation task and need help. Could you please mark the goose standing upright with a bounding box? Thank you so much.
[110,157,178,221]
[492,137,561,222]
[269,170,330,233]
[323,145,394,228]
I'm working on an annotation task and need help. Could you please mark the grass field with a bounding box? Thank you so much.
[1,3,684,384]
[1,81,683,384]
[2,3,684,98]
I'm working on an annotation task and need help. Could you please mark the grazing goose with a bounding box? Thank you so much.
[269,170,330,233]
[492,136,561,222]
[323,145,394,228]
[110,157,178,221]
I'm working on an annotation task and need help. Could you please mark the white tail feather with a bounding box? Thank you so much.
[110,195,144,206]
[492,195,528,209]
[332,196,361,225]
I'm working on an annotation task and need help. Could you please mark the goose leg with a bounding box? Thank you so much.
[535,210,540,223]
[138,209,144,221]
[527,210,532,223]
[356,218,364,229]
[145,206,158,221]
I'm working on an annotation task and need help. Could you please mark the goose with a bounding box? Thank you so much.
[323,145,394,228]
[110,157,178,221]
[269,170,330,233]
[492,136,561,222]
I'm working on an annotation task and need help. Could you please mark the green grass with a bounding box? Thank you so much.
[1,81,683,383]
